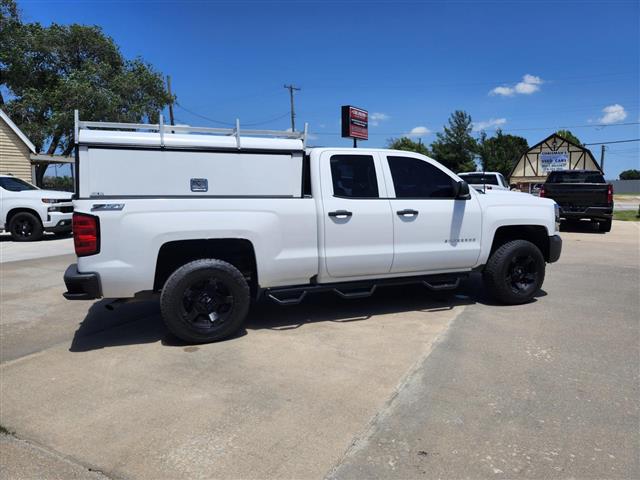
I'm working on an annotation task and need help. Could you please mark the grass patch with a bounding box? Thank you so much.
[0,425,14,435]
[613,210,640,221]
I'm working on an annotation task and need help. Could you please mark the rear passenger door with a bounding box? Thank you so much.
[320,152,394,278]
[381,154,482,273]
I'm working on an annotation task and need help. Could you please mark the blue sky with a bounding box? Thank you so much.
[19,0,639,178]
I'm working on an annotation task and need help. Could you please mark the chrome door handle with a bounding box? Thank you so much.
[328,210,353,218]
[396,209,419,216]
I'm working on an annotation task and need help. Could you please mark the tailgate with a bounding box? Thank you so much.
[544,183,609,207]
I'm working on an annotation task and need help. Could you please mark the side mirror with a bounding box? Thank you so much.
[456,180,471,199]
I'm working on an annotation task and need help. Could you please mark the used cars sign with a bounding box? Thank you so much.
[341,105,368,140]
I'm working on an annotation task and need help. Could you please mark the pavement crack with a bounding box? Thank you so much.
[324,304,467,479]
[1,432,118,479]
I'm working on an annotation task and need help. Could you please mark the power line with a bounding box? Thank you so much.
[175,103,291,127]
[175,103,235,126]
[242,112,291,127]
[311,122,640,137]
[583,138,640,145]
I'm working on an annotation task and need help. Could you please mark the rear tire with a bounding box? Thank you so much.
[160,259,250,343]
[598,218,612,233]
[483,240,545,305]
[9,212,43,242]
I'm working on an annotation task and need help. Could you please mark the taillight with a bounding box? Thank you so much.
[539,186,545,197]
[607,184,613,204]
[73,213,100,257]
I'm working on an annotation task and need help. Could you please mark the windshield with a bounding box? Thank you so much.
[459,173,499,185]
[0,177,38,191]
[547,172,605,183]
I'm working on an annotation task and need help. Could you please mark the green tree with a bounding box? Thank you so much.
[430,110,477,172]
[387,137,431,156]
[619,169,640,180]
[477,129,529,177]
[555,129,582,146]
[1,3,172,184]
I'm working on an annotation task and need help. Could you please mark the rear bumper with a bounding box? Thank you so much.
[548,235,562,263]
[560,206,613,221]
[63,264,102,300]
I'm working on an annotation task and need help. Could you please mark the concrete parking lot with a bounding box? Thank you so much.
[1,222,638,479]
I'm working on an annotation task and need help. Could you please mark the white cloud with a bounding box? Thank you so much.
[598,104,627,124]
[491,86,514,96]
[472,118,507,132]
[370,112,390,126]
[405,126,431,137]
[491,74,544,96]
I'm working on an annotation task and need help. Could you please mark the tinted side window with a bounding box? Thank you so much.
[459,173,499,185]
[387,156,456,198]
[330,155,379,198]
[0,177,38,191]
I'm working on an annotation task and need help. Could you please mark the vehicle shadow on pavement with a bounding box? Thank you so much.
[68,275,546,351]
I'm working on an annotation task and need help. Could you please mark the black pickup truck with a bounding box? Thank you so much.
[540,170,613,232]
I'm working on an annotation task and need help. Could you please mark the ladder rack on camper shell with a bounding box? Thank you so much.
[73,109,309,150]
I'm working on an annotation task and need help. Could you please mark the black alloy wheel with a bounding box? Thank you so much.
[483,239,546,305]
[9,212,43,242]
[181,277,235,333]
[506,254,538,295]
[160,258,250,343]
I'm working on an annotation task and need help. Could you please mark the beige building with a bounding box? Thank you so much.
[0,109,36,183]
[510,133,602,193]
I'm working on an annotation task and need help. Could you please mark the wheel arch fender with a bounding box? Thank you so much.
[482,224,551,264]
[6,207,44,226]
[153,238,259,297]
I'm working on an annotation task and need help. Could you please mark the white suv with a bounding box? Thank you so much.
[0,175,73,241]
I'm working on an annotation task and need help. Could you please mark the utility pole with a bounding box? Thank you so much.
[600,144,606,172]
[284,84,300,132]
[166,75,175,126]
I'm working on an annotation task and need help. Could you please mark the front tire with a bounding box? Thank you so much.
[9,212,43,242]
[160,259,250,343]
[483,240,545,305]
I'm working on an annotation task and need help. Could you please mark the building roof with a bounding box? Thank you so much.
[0,109,36,154]
[508,132,602,179]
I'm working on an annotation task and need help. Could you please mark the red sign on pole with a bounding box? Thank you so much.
[341,105,368,140]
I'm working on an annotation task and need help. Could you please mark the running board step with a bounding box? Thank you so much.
[262,272,467,306]
[267,291,307,306]
[422,278,461,291]
[333,285,376,299]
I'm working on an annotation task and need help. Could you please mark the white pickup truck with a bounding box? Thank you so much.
[63,116,562,343]
[0,174,73,241]
[457,171,511,192]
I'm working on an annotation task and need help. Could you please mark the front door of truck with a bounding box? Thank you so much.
[381,154,482,273]
[320,151,394,278]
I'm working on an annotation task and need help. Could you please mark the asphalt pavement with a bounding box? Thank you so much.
[0,221,638,479]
